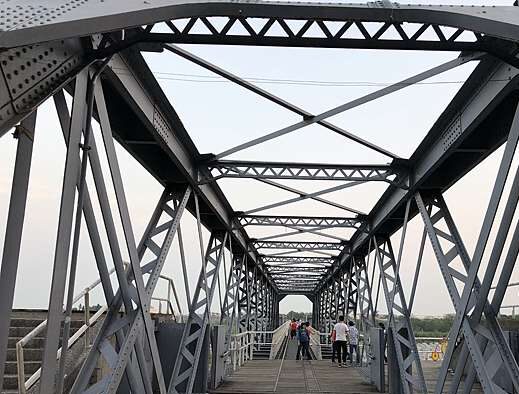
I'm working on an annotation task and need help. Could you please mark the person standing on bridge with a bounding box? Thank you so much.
[348,320,359,366]
[290,319,297,339]
[333,316,349,367]
[296,322,311,360]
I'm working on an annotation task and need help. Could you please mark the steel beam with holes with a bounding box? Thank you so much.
[204,160,400,183]
[3,2,519,55]
[416,192,519,394]
[373,236,427,394]
[72,187,191,393]
[253,241,343,251]
[169,232,228,394]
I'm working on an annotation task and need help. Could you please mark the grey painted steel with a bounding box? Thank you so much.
[39,71,88,394]
[0,112,36,393]
[3,2,519,394]
[239,215,363,228]
[73,187,191,393]
[54,89,144,392]
[169,233,228,394]
[432,90,519,394]
[205,160,399,183]
[323,55,519,290]
[95,79,168,394]
[216,54,479,159]
[373,236,427,394]
[254,241,343,251]
[3,1,519,51]
[258,178,366,215]
[166,44,398,159]
[416,192,519,394]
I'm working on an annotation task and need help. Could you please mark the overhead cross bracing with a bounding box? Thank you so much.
[2,1,519,394]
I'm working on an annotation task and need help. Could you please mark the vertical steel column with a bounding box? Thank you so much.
[39,71,88,394]
[416,192,519,394]
[169,232,229,394]
[0,112,36,393]
[373,235,427,394]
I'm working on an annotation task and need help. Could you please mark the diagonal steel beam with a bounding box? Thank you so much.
[165,44,398,159]
[213,53,481,159]
[243,180,364,215]
[257,179,366,215]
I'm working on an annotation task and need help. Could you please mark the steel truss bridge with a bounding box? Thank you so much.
[1,1,519,393]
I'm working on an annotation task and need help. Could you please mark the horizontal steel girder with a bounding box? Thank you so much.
[203,160,401,182]
[253,240,343,251]
[261,256,334,264]
[3,1,519,54]
[268,266,327,273]
[238,215,363,228]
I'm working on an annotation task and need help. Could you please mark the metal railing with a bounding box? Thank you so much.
[16,267,120,393]
[150,274,183,321]
[269,321,291,359]
[229,322,291,372]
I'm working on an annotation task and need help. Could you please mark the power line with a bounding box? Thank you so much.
[112,67,510,88]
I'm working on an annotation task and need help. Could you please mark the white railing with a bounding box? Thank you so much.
[16,267,121,394]
[269,321,291,359]
[308,327,322,360]
[229,322,291,372]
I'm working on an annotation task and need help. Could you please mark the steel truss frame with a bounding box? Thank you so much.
[239,215,363,229]
[416,192,519,394]
[254,241,343,251]
[373,236,427,394]
[3,2,519,394]
[169,232,228,394]
[204,160,401,184]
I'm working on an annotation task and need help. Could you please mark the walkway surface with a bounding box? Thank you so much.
[212,360,484,393]
[284,337,299,360]
[213,360,377,393]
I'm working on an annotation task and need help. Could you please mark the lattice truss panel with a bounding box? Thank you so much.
[416,192,519,394]
[205,161,398,183]
[373,236,427,394]
[149,16,484,49]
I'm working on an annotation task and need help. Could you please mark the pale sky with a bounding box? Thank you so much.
[1,0,518,318]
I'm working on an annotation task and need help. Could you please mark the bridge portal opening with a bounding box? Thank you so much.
[279,295,312,324]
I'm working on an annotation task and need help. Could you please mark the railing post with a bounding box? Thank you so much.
[84,291,90,350]
[16,341,26,394]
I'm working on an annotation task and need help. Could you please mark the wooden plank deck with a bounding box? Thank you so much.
[212,360,483,393]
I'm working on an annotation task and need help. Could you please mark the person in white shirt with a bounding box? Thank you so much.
[332,315,349,367]
[348,320,359,365]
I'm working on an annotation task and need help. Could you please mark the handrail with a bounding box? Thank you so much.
[150,274,183,321]
[269,321,291,359]
[16,265,146,393]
